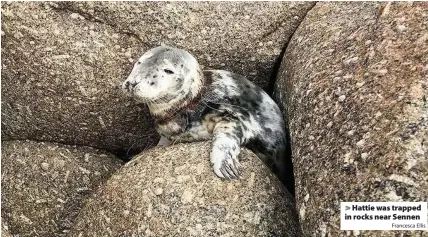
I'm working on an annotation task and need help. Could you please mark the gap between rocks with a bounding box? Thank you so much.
[266,2,316,96]
[265,2,316,198]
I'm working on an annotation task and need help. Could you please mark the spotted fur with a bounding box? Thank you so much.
[123,46,291,191]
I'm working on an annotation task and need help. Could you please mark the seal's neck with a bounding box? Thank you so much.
[148,69,205,119]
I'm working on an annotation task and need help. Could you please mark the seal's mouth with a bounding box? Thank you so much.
[121,80,140,99]
[121,81,162,104]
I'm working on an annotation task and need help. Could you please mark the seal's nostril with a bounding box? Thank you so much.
[149,82,155,86]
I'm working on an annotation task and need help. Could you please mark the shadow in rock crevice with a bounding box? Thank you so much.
[263,3,317,198]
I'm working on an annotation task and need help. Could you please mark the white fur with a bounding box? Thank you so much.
[210,70,241,97]
[138,51,154,63]
[210,133,241,179]
[123,47,202,117]
[241,114,262,142]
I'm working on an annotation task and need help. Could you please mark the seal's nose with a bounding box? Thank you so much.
[130,82,138,89]
[122,80,139,92]
[122,80,130,92]
[124,81,130,89]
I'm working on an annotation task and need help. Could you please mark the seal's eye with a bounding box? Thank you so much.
[164,69,174,74]
[137,61,142,65]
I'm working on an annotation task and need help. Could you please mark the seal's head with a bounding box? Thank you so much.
[122,46,202,106]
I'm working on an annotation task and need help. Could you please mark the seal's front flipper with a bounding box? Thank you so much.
[210,120,243,180]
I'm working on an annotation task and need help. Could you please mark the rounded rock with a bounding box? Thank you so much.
[69,142,301,236]
[274,2,428,236]
[1,140,122,237]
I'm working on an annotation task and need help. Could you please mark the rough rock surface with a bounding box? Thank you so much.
[53,1,314,90]
[1,140,122,237]
[1,221,12,237]
[275,2,428,236]
[70,142,302,237]
[1,229,12,237]
[1,2,314,155]
[1,2,156,155]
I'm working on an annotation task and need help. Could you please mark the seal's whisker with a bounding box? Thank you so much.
[201,101,222,112]
[172,133,186,145]
[143,138,157,151]
[125,141,138,156]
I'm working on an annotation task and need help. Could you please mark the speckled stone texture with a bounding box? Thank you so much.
[1,140,122,237]
[1,230,11,237]
[69,142,302,237]
[274,2,428,236]
[1,232,11,237]
[1,221,12,237]
[52,1,314,90]
[1,2,314,155]
[1,2,156,154]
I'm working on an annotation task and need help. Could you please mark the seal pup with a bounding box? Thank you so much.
[122,46,292,192]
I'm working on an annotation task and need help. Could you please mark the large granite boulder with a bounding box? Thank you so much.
[274,2,428,236]
[1,140,122,237]
[1,2,156,155]
[1,2,314,155]
[69,142,302,236]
